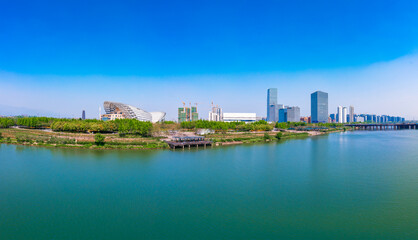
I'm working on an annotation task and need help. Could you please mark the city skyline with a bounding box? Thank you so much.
[1,1,418,120]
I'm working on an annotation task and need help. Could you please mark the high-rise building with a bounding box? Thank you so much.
[267,88,278,122]
[278,106,300,122]
[82,110,85,120]
[311,91,328,123]
[178,105,199,123]
[342,107,347,123]
[337,106,343,123]
[349,106,354,123]
[287,107,300,122]
[191,106,199,121]
[278,108,287,123]
[208,104,223,121]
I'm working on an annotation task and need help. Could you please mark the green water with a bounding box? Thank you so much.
[0,131,417,239]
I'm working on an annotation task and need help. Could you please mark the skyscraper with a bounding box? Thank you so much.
[267,88,278,122]
[311,91,328,123]
[208,104,223,121]
[82,110,85,120]
[337,106,343,123]
[349,106,354,123]
[342,107,347,123]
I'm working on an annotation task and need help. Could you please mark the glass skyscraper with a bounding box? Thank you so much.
[267,88,278,122]
[311,91,328,123]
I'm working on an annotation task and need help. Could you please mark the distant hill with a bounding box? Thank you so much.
[0,104,60,117]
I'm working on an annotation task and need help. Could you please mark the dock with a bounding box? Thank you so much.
[165,136,213,149]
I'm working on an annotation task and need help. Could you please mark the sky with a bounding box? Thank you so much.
[1,0,418,120]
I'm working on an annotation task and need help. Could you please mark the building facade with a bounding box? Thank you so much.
[267,88,278,122]
[337,106,343,123]
[342,107,347,123]
[349,106,354,123]
[82,110,85,120]
[178,106,199,123]
[101,101,165,123]
[208,104,223,121]
[223,113,257,122]
[278,106,300,122]
[311,91,328,123]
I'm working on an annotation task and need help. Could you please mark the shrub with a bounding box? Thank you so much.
[263,133,271,140]
[276,132,283,140]
[94,133,105,146]
[0,132,2,139]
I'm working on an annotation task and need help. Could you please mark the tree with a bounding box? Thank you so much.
[94,133,105,146]
[0,132,3,139]
[263,133,271,141]
[276,132,282,140]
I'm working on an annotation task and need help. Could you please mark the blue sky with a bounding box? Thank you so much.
[1,0,418,120]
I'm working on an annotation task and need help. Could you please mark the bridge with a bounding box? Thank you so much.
[345,123,418,130]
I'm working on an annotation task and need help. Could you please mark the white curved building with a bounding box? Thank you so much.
[102,101,166,123]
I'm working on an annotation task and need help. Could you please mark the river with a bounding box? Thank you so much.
[0,131,417,239]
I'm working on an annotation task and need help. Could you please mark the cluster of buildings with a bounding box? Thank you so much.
[94,89,405,124]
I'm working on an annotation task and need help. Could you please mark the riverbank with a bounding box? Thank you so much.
[0,127,346,150]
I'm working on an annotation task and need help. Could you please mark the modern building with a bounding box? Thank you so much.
[349,106,354,123]
[287,107,301,122]
[342,107,347,123]
[82,110,85,120]
[330,113,336,123]
[178,105,198,123]
[356,116,365,122]
[208,103,223,121]
[101,101,165,123]
[279,106,300,122]
[223,113,257,122]
[267,88,279,122]
[311,91,328,123]
[337,106,343,123]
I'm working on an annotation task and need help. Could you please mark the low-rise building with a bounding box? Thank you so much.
[223,113,257,122]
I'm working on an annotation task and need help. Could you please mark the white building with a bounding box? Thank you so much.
[342,107,347,123]
[337,106,343,123]
[223,113,257,122]
[349,106,354,123]
[208,104,223,121]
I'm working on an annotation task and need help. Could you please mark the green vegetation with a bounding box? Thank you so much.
[94,133,105,146]
[181,120,273,132]
[276,132,283,140]
[0,118,16,128]
[264,133,271,140]
[115,119,152,137]
[16,117,55,128]
[51,119,118,133]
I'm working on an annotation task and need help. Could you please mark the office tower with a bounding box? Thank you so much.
[82,110,85,120]
[337,106,343,123]
[267,88,278,122]
[287,107,300,122]
[342,107,347,123]
[208,104,223,121]
[311,91,328,123]
[278,108,287,123]
[349,106,354,123]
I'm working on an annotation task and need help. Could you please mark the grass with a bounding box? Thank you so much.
[0,127,336,150]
